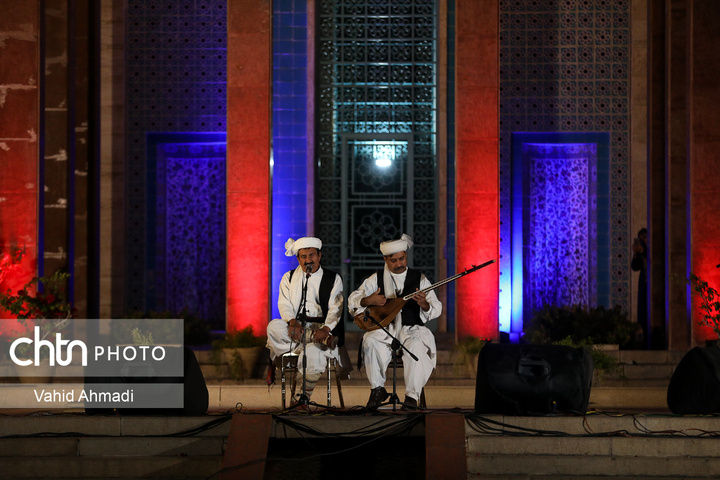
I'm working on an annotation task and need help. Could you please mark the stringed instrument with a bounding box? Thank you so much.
[353,259,496,332]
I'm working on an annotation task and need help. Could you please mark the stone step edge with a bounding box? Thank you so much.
[205,384,671,410]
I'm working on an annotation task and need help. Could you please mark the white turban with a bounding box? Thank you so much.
[380,233,413,256]
[284,237,322,256]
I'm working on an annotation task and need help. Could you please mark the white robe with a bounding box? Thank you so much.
[266,266,343,375]
[348,265,441,400]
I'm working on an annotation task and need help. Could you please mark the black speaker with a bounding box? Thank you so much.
[85,346,209,416]
[667,346,720,414]
[475,343,594,415]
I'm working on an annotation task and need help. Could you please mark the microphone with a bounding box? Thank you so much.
[306,264,313,277]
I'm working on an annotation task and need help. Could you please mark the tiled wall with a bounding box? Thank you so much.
[498,0,632,323]
[446,0,457,329]
[271,0,310,319]
[125,0,227,315]
[121,0,633,332]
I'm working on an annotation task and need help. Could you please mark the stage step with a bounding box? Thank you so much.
[1,412,720,478]
[204,382,671,412]
[197,346,682,413]
[196,346,685,383]
[466,414,720,478]
[0,415,230,479]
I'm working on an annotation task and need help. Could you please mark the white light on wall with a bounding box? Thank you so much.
[373,143,395,168]
[374,156,392,168]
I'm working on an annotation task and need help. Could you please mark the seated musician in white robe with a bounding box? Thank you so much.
[266,236,343,403]
[348,234,442,410]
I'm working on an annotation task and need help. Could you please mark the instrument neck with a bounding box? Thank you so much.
[400,259,496,301]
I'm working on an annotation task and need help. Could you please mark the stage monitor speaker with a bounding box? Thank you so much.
[475,343,594,415]
[667,346,720,414]
[85,346,209,416]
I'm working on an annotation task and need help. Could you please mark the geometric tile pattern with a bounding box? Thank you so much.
[316,0,439,302]
[163,145,226,327]
[499,0,631,318]
[271,0,310,319]
[125,0,227,314]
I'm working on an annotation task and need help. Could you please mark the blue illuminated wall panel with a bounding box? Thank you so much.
[446,0,457,331]
[499,0,631,338]
[271,0,310,319]
[126,0,227,318]
[146,133,227,330]
[512,132,610,332]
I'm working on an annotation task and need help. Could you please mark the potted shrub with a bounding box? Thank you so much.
[0,270,74,382]
[451,336,488,377]
[524,303,638,349]
[667,273,720,414]
[211,326,267,381]
[116,308,209,346]
[550,336,622,383]
[686,273,720,341]
[0,245,25,286]
[523,304,634,382]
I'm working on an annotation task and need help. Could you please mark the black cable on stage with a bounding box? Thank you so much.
[465,412,720,439]
[273,411,424,438]
[206,412,426,480]
[0,413,233,439]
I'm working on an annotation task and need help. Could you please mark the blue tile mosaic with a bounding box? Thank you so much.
[125,0,227,318]
[499,0,632,335]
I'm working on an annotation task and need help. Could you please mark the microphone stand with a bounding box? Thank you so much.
[365,310,418,411]
[293,265,313,408]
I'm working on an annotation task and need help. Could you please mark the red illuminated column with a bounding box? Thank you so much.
[0,3,40,331]
[690,2,720,345]
[226,1,272,335]
[455,0,499,340]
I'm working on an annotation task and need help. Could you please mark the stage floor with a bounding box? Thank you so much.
[202,381,672,414]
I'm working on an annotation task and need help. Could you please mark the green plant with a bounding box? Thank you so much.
[525,303,638,349]
[552,336,622,382]
[686,273,720,340]
[0,245,25,285]
[212,325,267,350]
[451,335,487,360]
[130,327,154,346]
[211,326,267,381]
[0,271,74,321]
[114,308,206,345]
[450,336,488,376]
[0,270,74,359]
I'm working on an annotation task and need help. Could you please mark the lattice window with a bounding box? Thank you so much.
[317,0,439,296]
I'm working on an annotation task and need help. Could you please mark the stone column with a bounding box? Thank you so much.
[647,0,668,349]
[455,0,500,339]
[226,0,272,334]
[666,0,690,350]
[99,0,126,319]
[0,3,40,301]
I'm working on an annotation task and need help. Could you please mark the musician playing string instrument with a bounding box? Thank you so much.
[266,237,343,403]
[348,234,442,410]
